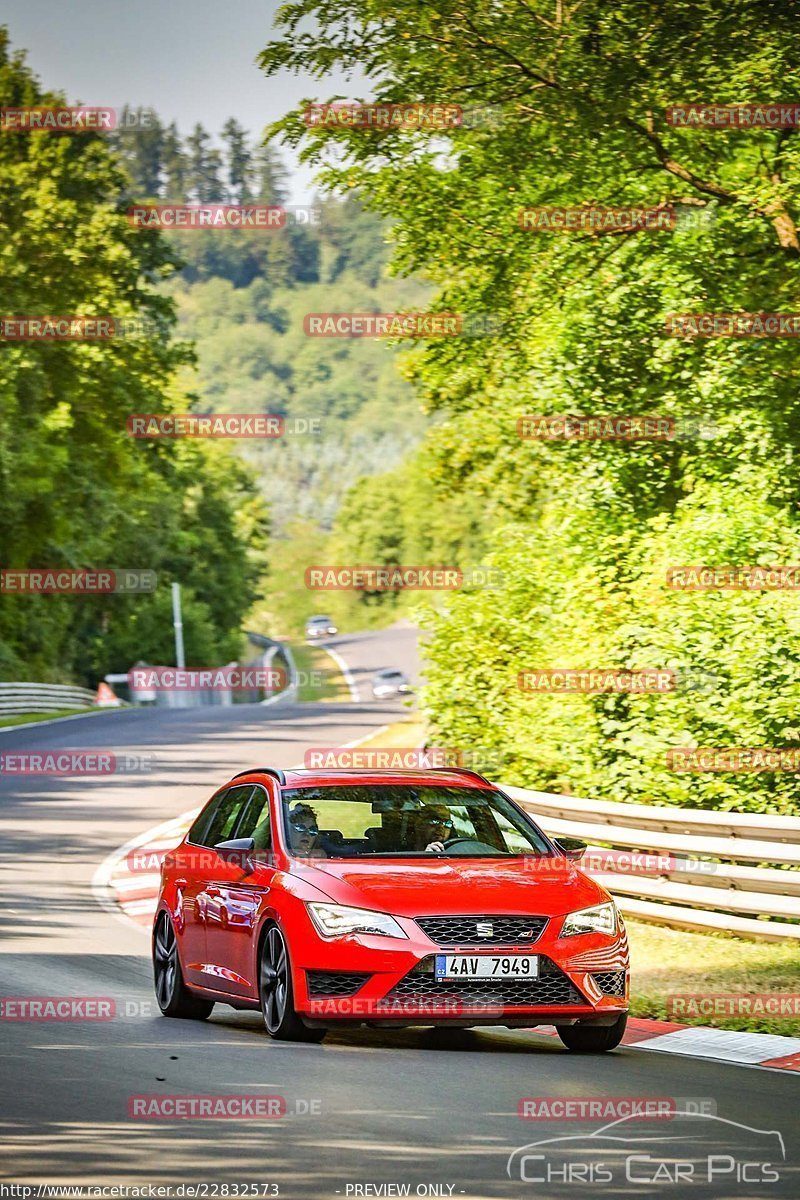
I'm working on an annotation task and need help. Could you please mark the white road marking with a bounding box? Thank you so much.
[322,645,361,701]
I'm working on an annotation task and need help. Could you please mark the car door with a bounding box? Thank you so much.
[188,785,256,987]
[202,783,278,998]
[172,788,240,987]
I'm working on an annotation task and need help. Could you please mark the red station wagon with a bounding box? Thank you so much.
[153,767,629,1051]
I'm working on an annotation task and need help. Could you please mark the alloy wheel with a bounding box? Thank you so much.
[154,912,177,1010]
[260,926,288,1033]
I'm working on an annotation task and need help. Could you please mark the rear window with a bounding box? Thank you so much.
[280,784,552,859]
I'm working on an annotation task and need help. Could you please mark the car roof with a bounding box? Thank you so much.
[233,767,495,791]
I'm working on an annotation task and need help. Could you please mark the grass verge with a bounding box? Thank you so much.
[0,707,121,730]
[290,642,352,702]
[628,918,800,1037]
[350,713,427,751]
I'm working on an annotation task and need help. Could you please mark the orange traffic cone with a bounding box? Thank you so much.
[95,681,121,707]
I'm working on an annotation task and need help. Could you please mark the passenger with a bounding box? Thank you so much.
[287,803,328,859]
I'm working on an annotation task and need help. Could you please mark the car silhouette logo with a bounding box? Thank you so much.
[507,1111,786,1183]
[476,922,494,938]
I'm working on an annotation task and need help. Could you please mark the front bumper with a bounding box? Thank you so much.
[289,910,629,1025]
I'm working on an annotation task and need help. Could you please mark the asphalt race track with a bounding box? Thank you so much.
[1,627,798,1198]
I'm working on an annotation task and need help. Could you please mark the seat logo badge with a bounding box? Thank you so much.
[476,922,494,938]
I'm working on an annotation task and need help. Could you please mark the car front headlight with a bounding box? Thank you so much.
[561,902,617,937]
[307,902,408,940]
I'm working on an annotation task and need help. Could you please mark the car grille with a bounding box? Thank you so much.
[415,915,548,947]
[379,956,586,1009]
[306,971,371,998]
[591,970,626,997]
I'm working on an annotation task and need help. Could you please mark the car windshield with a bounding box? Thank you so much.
[280,784,553,858]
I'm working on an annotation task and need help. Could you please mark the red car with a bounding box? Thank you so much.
[153,767,629,1051]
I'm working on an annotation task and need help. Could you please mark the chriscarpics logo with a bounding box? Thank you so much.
[507,1112,785,1188]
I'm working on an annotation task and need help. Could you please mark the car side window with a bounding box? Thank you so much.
[201,785,254,847]
[187,792,227,845]
[236,785,272,853]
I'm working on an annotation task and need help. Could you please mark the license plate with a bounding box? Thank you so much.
[434,955,539,979]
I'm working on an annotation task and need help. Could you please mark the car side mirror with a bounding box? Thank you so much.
[214,837,256,869]
[553,837,586,861]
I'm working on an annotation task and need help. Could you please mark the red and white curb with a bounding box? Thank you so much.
[533,1018,800,1071]
[92,808,198,928]
[93,813,800,1074]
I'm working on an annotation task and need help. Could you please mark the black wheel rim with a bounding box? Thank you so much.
[260,927,288,1033]
[154,912,177,1009]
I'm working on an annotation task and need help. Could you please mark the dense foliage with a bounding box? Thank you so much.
[0,32,268,684]
[112,113,429,545]
[261,0,800,811]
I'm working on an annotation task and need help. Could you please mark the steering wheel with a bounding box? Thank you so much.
[438,836,499,855]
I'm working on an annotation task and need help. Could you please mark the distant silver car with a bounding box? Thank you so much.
[305,615,338,639]
[372,668,412,698]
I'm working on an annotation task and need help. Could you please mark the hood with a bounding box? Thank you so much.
[289,856,608,918]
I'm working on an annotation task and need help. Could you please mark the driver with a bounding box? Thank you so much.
[414,804,455,853]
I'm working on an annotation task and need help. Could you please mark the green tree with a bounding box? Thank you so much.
[251,142,288,204]
[109,106,164,197]
[186,122,224,202]
[222,118,253,203]
[0,29,267,683]
[162,121,187,199]
[259,1,800,812]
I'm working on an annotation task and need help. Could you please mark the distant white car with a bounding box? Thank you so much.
[372,668,412,698]
[305,615,338,639]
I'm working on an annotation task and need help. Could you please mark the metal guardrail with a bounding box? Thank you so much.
[504,784,800,941]
[275,644,299,703]
[0,681,98,715]
[507,789,800,843]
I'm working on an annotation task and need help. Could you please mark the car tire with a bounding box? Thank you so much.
[556,1012,627,1052]
[153,911,214,1020]
[258,924,326,1043]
